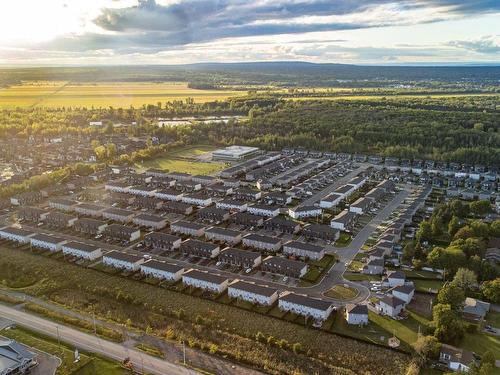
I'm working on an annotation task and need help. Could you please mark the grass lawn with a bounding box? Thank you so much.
[460,331,500,358]
[324,285,359,300]
[136,157,226,175]
[413,279,444,293]
[347,260,364,272]
[403,270,443,279]
[368,311,431,347]
[134,343,164,358]
[169,145,217,158]
[334,233,352,247]
[486,311,500,328]
[344,273,379,282]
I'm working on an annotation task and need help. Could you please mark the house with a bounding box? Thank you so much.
[378,295,405,317]
[181,239,220,258]
[73,218,108,235]
[103,224,141,242]
[279,293,334,321]
[197,207,230,223]
[462,297,490,322]
[319,193,343,209]
[330,210,357,231]
[155,188,183,201]
[140,260,184,281]
[303,223,340,242]
[219,247,262,269]
[334,184,355,200]
[283,241,325,261]
[485,237,500,264]
[204,227,242,245]
[108,192,135,206]
[365,187,385,201]
[349,197,373,215]
[104,180,132,194]
[192,175,217,186]
[181,192,212,207]
[256,179,272,190]
[247,204,280,217]
[132,196,164,210]
[166,172,192,182]
[392,284,415,304]
[0,338,37,375]
[367,247,387,262]
[30,233,66,252]
[144,232,182,250]
[384,270,406,287]
[439,344,474,373]
[234,188,262,201]
[263,216,301,234]
[206,183,233,196]
[10,191,42,206]
[102,250,145,271]
[62,241,103,260]
[17,207,48,223]
[264,192,292,206]
[48,198,77,212]
[345,304,369,325]
[74,203,104,218]
[162,201,193,215]
[362,258,385,275]
[175,180,202,193]
[128,185,157,197]
[215,199,247,212]
[182,269,228,293]
[44,211,78,229]
[0,226,34,244]
[228,280,278,305]
[102,208,135,223]
[230,212,264,227]
[261,256,308,278]
[222,178,240,188]
[346,176,366,190]
[132,214,167,230]
[243,233,282,252]
[170,220,205,237]
[288,206,322,219]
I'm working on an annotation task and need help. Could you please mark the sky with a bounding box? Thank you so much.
[0,0,499,65]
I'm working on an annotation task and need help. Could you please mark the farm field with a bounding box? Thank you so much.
[289,93,500,101]
[0,81,243,108]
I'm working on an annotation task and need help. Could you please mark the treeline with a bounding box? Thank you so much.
[192,99,499,165]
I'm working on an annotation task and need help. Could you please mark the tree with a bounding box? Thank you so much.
[433,303,464,344]
[454,226,474,240]
[450,199,469,218]
[437,283,465,311]
[402,242,416,263]
[416,220,432,244]
[448,216,462,237]
[470,220,490,238]
[427,246,466,278]
[480,279,500,303]
[470,200,491,217]
[451,268,478,291]
[414,335,440,364]
[490,220,500,237]
[431,217,443,237]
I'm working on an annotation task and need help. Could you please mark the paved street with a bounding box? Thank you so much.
[0,304,199,375]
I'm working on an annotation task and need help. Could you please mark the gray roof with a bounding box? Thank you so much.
[142,259,183,274]
[183,269,227,284]
[0,226,33,237]
[280,293,332,311]
[380,295,405,308]
[63,241,101,253]
[103,207,135,217]
[284,241,324,253]
[104,250,142,263]
[205,227,241,237]
[30,233,66,244]
[133,213,166,223]
[346,304,368,315]
[440,344,474,366]
[229,280,278,297]
[0,338,36,375]
[171,220,205,230]
[243,233,281,245]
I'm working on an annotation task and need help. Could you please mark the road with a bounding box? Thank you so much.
[0,304,199,375]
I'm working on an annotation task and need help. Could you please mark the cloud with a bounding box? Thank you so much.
[447,35,500,53]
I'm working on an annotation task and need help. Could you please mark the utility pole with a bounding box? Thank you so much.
[183,340,186,365]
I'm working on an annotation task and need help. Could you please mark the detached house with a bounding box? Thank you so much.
[345,304,369,325]
[279,293,334,321]
[228,280,279,306]
[384,270,406,287]
[378,295,405,317]
[330,210,357,231]
[392,284,415,304]
[439,344,474,373]
[182,269,228,293]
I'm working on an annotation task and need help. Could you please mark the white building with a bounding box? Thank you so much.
[279,293,334,321]
[319,193,343,209]
[140,260,184,281]
[283,241,325,261]
[378,295,405,317]
[392,284,415,304]
[104,181,132,194]
[212,145,260,161]
[345,304,369,325]
[62,241,103,261]
[228,280,279,306]
[330,210,357,231]
[0,226,34,244]
[181,193,212,207]
[215,199,248,212]
[155,189,183,201]
[132,214,168,230]
[247,204,280,218]
[182,269,229,293]
[102,208,135,223]
[128,185,157,197]
[384,270,406,287]
[30,233,67,252]
[349,197,373,215]
[439,344,474,373]
[102,251,145,271]
[288,206,322,219]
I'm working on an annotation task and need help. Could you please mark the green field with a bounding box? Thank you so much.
[0,81,242,108]
[136,157,226,175]
[324,285,359,300]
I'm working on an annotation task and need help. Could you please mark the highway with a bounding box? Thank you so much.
[0,304,199,375]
